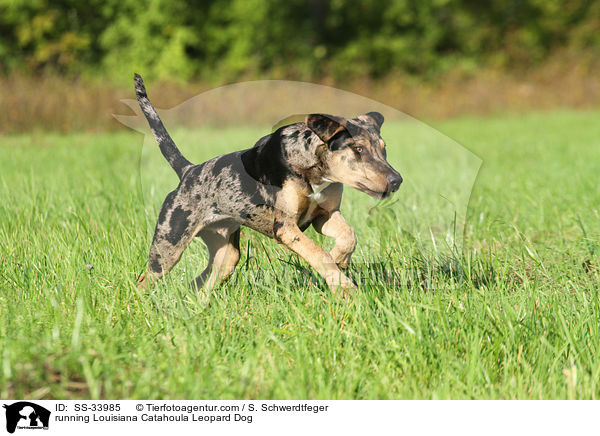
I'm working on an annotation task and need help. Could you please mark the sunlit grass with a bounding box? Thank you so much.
[0,110,599,399]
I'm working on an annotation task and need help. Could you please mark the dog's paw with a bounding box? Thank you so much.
[331,248,354,270]
[326,271,357,298]
[336,286,357,301]
[136,273,148,289]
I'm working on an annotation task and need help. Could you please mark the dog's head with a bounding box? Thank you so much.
[306,112,402,199]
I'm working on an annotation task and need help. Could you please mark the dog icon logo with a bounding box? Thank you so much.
[2,402,50,433]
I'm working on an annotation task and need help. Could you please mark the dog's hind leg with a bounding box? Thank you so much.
[312,211,356,269]
[137,228,198,288]
[137,193,201,288]
[192,226,241,291]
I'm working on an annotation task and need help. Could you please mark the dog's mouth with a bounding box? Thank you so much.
[355,183,392,199]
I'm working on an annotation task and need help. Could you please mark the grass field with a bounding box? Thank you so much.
[1,109,599,399]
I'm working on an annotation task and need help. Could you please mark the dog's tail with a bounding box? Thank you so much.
[134,73,193,179]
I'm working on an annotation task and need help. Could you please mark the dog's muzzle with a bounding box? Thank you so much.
[386,172,403,193]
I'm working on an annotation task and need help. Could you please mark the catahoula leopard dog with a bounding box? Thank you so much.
[134,73,402,295]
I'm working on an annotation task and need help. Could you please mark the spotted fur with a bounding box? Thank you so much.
[134,74,402,296]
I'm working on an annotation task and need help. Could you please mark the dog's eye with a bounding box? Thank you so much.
[354,146,364,154]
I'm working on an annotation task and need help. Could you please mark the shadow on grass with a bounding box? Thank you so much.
[241,248,500,293]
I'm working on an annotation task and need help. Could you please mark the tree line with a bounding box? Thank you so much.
[0,0,598,82]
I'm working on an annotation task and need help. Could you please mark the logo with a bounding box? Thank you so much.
[2,402,50,434]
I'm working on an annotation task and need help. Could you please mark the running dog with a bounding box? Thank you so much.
[134,74,402,295]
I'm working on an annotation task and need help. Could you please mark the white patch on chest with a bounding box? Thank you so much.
[309,180,332,203]
[299,180,332,227]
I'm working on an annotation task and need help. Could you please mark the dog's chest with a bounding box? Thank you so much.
[298,181,331,227]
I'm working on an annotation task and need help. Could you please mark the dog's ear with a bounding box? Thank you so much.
[305,114,347,143]
[360,111,384,131]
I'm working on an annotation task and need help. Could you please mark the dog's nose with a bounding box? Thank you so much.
[387,173,403,192]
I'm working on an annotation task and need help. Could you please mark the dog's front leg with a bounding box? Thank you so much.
[312,211,356,269]
[275,220,356,294]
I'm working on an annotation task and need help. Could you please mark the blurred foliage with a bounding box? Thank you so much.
[0,0,598,82]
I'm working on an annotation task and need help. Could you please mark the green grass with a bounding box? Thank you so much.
[1,109,599,399]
